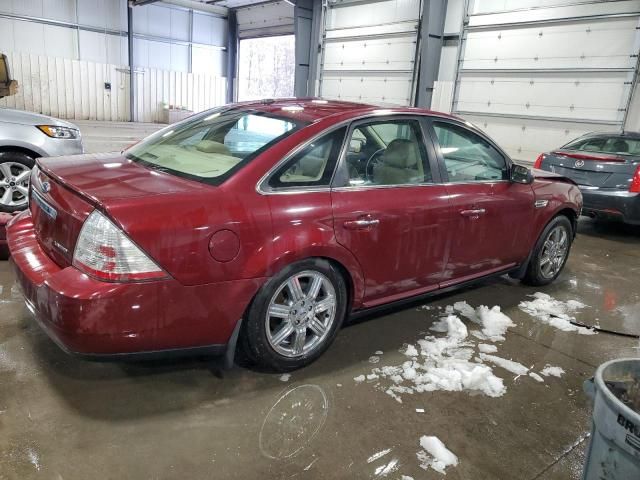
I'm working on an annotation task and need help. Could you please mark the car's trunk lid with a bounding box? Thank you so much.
[30,167,94,267]
[542,150,639,189]
[31,153,211,267]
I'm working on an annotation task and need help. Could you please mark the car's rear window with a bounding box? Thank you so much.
[562,135,640,156]
[126,108,308,185]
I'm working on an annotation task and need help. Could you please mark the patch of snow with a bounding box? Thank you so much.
[363,313,506,399]
[27,448,40,471]
[369,355,381,364]
[479,354,529,376]
[279,374,291,382]
[400,476,414,480]
[375,350,384,355]
[374,458,399,477]
[453,301,478,323]
[354,375,365,383]
[519,293,595,335]
[541,365,565,378]
[416,408,425,413]
[478,344,498,354]
[417,436,458,474]
[529,372,544,383]
[476,306,516,342]
[385,389,403,403]
[303,458,319,471]
[366,373,379,381]
[367,448,392,463]
[404,345,419,357]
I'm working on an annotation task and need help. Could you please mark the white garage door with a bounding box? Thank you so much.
[236,1,294,39]
[452,0,640,163]
[319,0,421,106]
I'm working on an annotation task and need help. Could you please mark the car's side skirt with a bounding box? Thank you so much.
[349,264,521,321]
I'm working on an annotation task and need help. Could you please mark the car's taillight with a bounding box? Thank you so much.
[630,164,640,193]
[73,210,167,282]
[533,154,544,169]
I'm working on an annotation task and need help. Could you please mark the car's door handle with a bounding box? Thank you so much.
[343,216,380,230]
[459,208,486,217]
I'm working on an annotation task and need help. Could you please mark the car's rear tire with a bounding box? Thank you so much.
[0,151,35,213]
[242,258,347,372]
[522,215,573,286]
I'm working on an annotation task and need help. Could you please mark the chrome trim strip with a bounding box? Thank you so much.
[331,182,442,192]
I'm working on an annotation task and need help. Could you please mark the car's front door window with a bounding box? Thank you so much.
[344,120,432,187]
[432,122,507,182]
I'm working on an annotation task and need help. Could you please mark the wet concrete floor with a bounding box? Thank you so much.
[1,218,639,479]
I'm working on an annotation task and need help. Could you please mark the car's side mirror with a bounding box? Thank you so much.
[0,54,18,99]
[510,164,534,184]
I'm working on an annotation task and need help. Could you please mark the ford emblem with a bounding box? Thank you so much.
[41,181,51,193]
[574,160,585,168]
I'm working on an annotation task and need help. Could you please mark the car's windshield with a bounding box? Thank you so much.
[562,135,640,156]
[126,108,308,185]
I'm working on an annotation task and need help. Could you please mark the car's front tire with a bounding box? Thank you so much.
[522,215,573,286]
[0,151,34,213]
[242,258,347,372]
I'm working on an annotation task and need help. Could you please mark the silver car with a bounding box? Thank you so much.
[0,108,84,212]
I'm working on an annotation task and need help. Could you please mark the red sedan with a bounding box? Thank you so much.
[7,99,582,371]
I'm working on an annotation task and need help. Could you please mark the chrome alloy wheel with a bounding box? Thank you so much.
[265,270,337,358]
[0,162,31,208]
[539,225,569,279]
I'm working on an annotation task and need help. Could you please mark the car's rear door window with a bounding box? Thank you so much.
[432,121,508,182]
[268,127,347,189]
[126,109,307,185]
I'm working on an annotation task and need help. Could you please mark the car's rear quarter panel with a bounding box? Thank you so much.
[530,179,583,242]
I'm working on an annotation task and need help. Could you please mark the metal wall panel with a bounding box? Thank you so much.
[0,51,227,123]
[133,4,190,42]
[42,0,77,23]
[193,12,227,46]
[0,51,131,122]
[319,0,420,106]
[77,0,127,31]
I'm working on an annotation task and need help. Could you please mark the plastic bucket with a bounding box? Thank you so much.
[582,358,640,480]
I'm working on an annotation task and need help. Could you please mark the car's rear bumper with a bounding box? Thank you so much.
[7,210,264,359]
[579,187,640,225]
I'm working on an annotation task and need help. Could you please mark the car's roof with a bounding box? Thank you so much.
[233,97,460,124]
